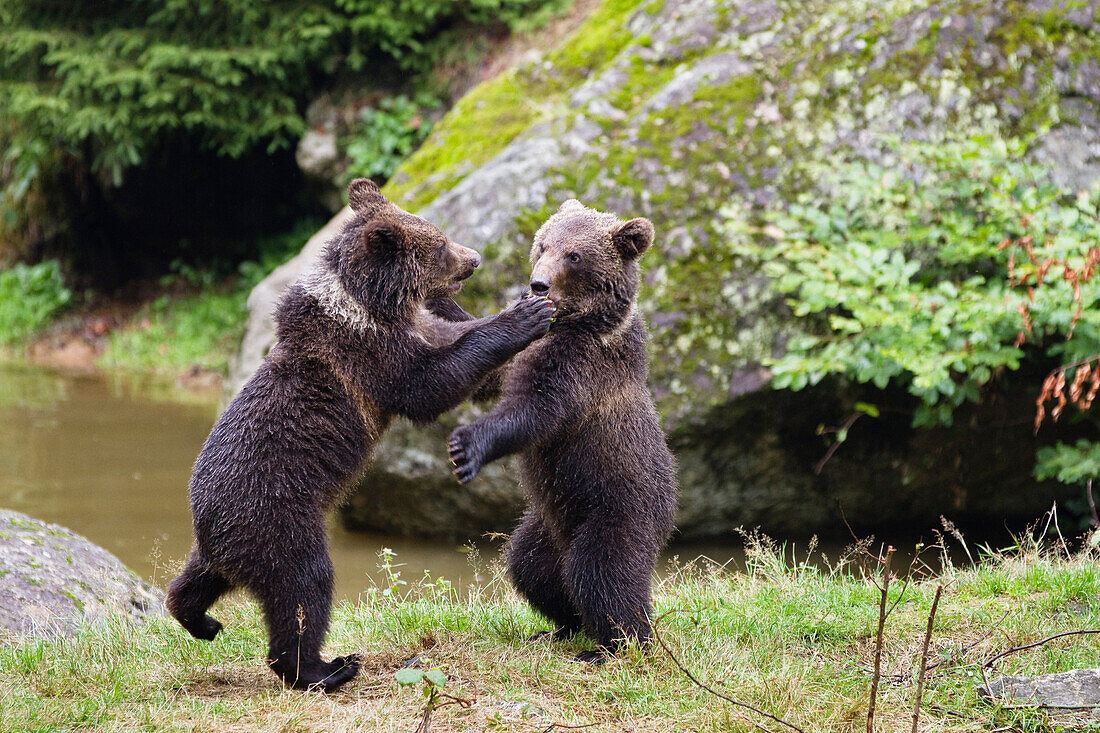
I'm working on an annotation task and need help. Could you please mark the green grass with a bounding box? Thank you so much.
[97,286,251,375]
[3,535,1100,732]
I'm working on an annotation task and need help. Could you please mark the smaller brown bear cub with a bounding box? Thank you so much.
[166,179,554,691]
[446,199,679,662]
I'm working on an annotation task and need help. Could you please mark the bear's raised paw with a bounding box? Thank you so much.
[448,424,484,484]
[501,295,555,341]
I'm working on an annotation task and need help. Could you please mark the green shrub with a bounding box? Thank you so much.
[728,132,1100,500]
[729,133,1100,427]
[343,94,439,182]
[0,260,71,345]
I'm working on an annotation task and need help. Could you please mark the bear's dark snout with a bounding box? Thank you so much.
[529,278,550,295]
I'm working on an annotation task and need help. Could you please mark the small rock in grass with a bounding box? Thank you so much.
[978,669,1100,709]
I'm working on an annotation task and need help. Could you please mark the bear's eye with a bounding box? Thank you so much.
[567,252,581,264]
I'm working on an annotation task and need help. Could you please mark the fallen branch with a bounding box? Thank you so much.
[984,629,1100,669]
[911,585,943,733]
[651,611,805,733]
[867,545,895,733]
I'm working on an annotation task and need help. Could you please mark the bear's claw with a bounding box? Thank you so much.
[448,427,481,483]
[505,296,555,339]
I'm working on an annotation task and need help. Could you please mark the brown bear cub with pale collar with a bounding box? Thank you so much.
[166,179,554,691]
[444,199,678,662]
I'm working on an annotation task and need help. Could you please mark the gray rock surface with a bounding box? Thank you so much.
[979,668,1100,709]
[0,509,162,637]
[234,0,1100,539]
[226,206,355,396]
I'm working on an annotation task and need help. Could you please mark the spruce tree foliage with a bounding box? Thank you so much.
[0,0,565,273]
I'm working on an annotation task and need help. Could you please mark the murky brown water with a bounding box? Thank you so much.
[0,363,749,600]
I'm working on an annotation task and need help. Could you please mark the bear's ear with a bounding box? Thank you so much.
[611,217,655,260]
[559,198,586,214]
[347,178,387,214]
[359,219,405,254]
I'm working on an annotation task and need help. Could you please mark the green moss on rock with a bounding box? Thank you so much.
[384,0,651,210]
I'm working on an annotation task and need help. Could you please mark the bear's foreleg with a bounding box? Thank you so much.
[506,513,584,638]
[380,296,554,423]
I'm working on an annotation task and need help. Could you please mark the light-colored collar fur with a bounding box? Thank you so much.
[299,265,376,333]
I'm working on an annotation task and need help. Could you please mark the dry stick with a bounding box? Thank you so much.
[984,629,1100,669]
[911,585,944,733]
[867,545,895,733]
[651,612,805,733]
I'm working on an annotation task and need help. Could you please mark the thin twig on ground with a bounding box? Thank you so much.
[984,629,1100,669]
[867,545,894,733]
[651,611,805,733]
[911,585,943,733]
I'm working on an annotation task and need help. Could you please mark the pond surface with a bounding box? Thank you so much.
[0,364,747,601]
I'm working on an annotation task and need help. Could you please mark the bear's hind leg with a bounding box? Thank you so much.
[259,545,359,692]
[506,513,583,639]
[565,514,657,661]
[166,547,232,641]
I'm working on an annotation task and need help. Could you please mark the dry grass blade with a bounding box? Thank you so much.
[540,723,600,732]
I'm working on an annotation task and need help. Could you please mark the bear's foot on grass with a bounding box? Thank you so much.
[270,654,361,692]
[178,614,223,642]
[573,650,607,664]
[526,627,583,643]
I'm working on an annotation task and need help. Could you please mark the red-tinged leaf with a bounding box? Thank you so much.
[1070,365,1089,404]
[1016,302,1033,334]
[1052,372,1068,422]
[1085,364,1100,408]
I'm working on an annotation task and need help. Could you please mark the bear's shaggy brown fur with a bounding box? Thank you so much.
[446,199,678,662]
[166,180,554,691]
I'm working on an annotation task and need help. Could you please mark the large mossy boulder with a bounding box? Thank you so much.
[237,0,1100,540]
[0,510,162,637]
